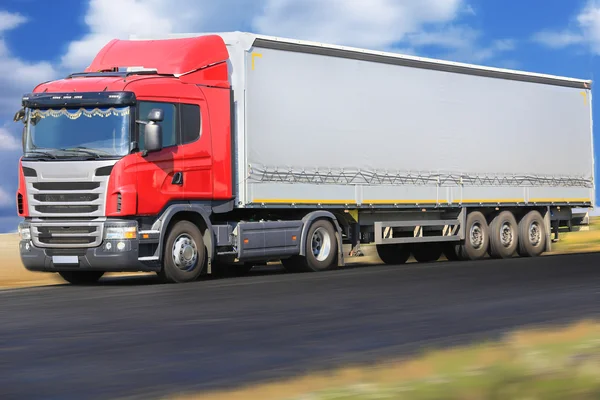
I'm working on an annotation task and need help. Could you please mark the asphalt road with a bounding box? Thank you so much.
[2,253,600,400]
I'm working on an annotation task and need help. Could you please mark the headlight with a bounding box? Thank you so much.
[18,224,31,241]
[104,226,137,240]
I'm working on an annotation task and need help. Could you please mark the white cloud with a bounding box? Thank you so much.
[61,0,255,71]
[0,126,20,151]
[533,0,600,54]
[0,10,27,32]
[0,11,59,114]
[253,0,466,50]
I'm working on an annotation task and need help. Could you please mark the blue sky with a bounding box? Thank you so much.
[0,0,598,232]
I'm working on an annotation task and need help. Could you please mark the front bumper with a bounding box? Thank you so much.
[18,220,160,273]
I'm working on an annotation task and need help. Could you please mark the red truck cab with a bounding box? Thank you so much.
[14,35,239,284]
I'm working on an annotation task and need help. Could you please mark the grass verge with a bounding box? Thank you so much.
[173,320,600,400]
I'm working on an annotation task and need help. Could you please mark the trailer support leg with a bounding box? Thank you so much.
[349,222,363,257]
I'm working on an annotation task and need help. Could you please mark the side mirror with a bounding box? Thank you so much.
[13,108,25,123]
[147,108,164,122]
[144,123,162,153]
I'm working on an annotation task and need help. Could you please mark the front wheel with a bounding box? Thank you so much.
[58,271,104,285]
[158,220,206,283]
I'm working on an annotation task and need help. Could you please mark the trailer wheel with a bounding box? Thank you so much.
[158,220,206,283]
[442,244,461,261]
[488,211,518,259]
[412,243,442,263]
[457,211,489,261]
[376,244,411,265]
[58,271,104,285]
[517,211,546,257]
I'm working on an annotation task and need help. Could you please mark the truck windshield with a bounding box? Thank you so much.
[24,106,131,158]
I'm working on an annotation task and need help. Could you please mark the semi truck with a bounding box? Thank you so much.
[13,31,595,284]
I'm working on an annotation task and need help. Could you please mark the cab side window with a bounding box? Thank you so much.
[138,101,177,150]
[180,104,201,144]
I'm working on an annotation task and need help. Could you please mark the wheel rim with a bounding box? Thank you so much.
[529,221,542,247]
[470,223,484,249]
[172,234,198,271]
[500,222,514,247]
[312,227,332,262]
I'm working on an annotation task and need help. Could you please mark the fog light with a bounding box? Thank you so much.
[105,242,112,251]
[117,241,125,251]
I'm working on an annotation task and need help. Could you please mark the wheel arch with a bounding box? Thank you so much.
[299,211,345,266]
[152,204,215,272]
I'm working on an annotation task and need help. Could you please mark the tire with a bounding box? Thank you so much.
[488,211,518,259]
[58,271,104,285]
[158,220,206,283]
[442,244,461,261]
[517,211,546,257]
[412,243,442,263]
[284,219,338,272]
[457,211,489,261]
[376,244,411,265]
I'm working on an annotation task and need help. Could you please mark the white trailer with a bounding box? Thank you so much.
[137,32,595,268]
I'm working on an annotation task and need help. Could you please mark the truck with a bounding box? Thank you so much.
[13,31,595,284]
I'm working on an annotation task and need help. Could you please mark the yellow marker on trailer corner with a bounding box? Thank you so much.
[252,52,262,70]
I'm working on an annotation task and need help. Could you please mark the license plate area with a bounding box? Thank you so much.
[52,255,79,265]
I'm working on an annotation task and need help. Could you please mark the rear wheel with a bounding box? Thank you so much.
[457,211,489,261]
[517,211,546,257]
[158,220,206,283]
[58,271,104,285]
[488,211,518,259]
[442,244,461,261]
[376,244,411,265]
[282,219,338,272]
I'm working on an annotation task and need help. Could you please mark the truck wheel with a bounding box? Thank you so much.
[442,244,460,261]
[58,271,104,285]
[376,244,411,265]
[457,211,489,261]
[304,219,338,271]
[517,211,546,257]
[158,220,206,283]
[412,243,442,263]
[285,219,338,272]
[488,211,518,259]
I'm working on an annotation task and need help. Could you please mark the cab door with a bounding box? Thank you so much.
[179,88,214,202]
[135,99,186,216]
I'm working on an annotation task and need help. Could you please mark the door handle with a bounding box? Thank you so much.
[172,172,183,186]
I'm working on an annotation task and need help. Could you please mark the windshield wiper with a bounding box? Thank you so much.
[25,150,57,159]
[59,147,103,159]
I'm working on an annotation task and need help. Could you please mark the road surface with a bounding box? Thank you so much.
[2,253,600,399]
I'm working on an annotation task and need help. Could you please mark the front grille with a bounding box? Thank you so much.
[38,237,97,245]
[33,182,100,191]
[34,193,99,202]
[31,222,103,248]
[35,205,99,214]
[37,226,97,235]
[28,178,106,219]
